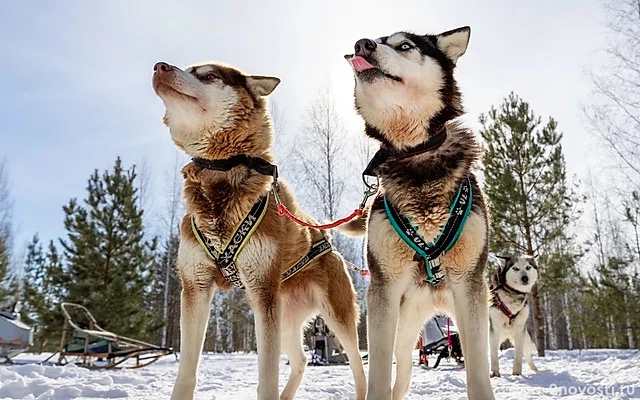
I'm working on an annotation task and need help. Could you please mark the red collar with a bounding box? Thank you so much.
[491,290,520,322]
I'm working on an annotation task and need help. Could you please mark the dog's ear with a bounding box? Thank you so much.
[434,26,470,64]
[246,76,281,97]
[496,255,511,264]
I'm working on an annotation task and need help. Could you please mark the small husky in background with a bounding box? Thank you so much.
[489,254,539,377]
[342,26,495,400]
[152,60,366,400]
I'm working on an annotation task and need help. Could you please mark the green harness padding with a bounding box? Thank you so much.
[191,194,332,289]
[384,177,473,286]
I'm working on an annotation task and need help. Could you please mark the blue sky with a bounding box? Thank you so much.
[0,0,608,261]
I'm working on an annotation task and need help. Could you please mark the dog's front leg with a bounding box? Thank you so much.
[171,283,216,400]
[366,263,407,400]
[251,287,281,400]
[512,326,526,376]
[449,274,495,400]
[489,321,501,378]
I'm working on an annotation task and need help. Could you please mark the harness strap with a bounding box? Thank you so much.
[384,177,473,286]
[191,195,270,289]
[281,238,333,282]
[191,194,333,288]
[490,290,525,323]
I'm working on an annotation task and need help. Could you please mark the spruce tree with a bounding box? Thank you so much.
[21,236,66,351]
[480,92,580,356]
[21,235,47,327]
[59,157,158,339]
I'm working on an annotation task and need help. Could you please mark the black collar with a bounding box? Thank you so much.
[192,154,278,179]
[363,124,447,180]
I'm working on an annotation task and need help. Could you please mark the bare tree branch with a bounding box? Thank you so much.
[584,0,640,184]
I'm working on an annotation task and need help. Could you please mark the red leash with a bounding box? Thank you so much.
[447,317,452,358]
[276,205,363,230]
[271,178,378,231]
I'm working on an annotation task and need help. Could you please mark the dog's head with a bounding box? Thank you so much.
[152,61,280,157]
[495,254,538,293]
[344,27,470,150]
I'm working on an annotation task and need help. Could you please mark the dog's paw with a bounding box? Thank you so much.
[490,371,501,378]
[512,370,522,376]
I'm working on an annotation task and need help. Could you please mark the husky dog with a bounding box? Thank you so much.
[342,27,495,400]
[152,61,366,400]
[489,255,539,377]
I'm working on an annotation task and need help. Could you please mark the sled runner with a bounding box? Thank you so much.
[49,302,174,369]
[418,315,464,369]
[0,302,34,363]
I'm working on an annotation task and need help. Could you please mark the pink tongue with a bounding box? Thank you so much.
[352,56,375,72]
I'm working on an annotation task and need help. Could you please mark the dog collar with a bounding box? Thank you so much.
[192,154,278,179]
[362,124,447,181]
[383,177,473,286]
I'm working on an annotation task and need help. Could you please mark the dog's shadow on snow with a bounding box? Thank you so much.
[500,369,587,390]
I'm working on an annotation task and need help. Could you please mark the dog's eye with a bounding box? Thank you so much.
[526,266,531,270]
[201,73,220,82]
[398,43,413,51]
[512,267,520,271]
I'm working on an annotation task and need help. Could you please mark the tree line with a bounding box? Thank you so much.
[0,0,638,355]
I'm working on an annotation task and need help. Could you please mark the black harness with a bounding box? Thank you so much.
[362,126,473,286]
[190,155,332,289]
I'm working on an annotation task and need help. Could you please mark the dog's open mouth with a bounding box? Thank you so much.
[346,55,402,83]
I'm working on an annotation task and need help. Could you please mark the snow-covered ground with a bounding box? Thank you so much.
[1,349,639,399]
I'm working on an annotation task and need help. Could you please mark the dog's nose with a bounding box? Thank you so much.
[154,62,173,73]
[354,38,377,57]
[521,276,529,285]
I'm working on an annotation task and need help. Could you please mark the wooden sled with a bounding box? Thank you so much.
[45,302,174,369]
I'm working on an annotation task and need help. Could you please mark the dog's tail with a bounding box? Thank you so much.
[335,206,370,237]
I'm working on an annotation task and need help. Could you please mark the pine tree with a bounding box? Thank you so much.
[480,92,580,356]
[59,157,158,339]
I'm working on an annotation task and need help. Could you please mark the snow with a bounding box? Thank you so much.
[1,349,639,399]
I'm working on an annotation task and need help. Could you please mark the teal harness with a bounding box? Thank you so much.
[383,177,473,286]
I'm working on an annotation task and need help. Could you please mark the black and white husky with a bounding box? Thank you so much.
[342,27,495,400]
[489,255,539,377]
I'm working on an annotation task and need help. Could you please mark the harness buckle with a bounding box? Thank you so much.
[428,254,443,270]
